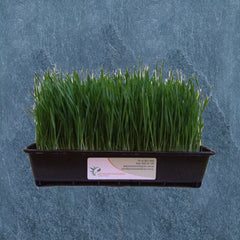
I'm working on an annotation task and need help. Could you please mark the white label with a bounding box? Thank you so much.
[87,158,156,180]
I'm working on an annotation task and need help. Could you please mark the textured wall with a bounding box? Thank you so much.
[1,0,240,239]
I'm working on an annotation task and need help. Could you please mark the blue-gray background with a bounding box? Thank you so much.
[1,1,239,239]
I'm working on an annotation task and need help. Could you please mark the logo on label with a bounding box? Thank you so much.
[90,166,101,176]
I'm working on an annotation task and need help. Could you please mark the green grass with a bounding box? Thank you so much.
[26,60,210,151]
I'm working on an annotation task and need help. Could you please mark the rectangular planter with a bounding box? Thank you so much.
[23,143,215,188]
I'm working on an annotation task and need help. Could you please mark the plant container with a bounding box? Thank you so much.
[23,143,215,188]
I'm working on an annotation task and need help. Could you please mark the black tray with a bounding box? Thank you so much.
[23,143,215,188]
